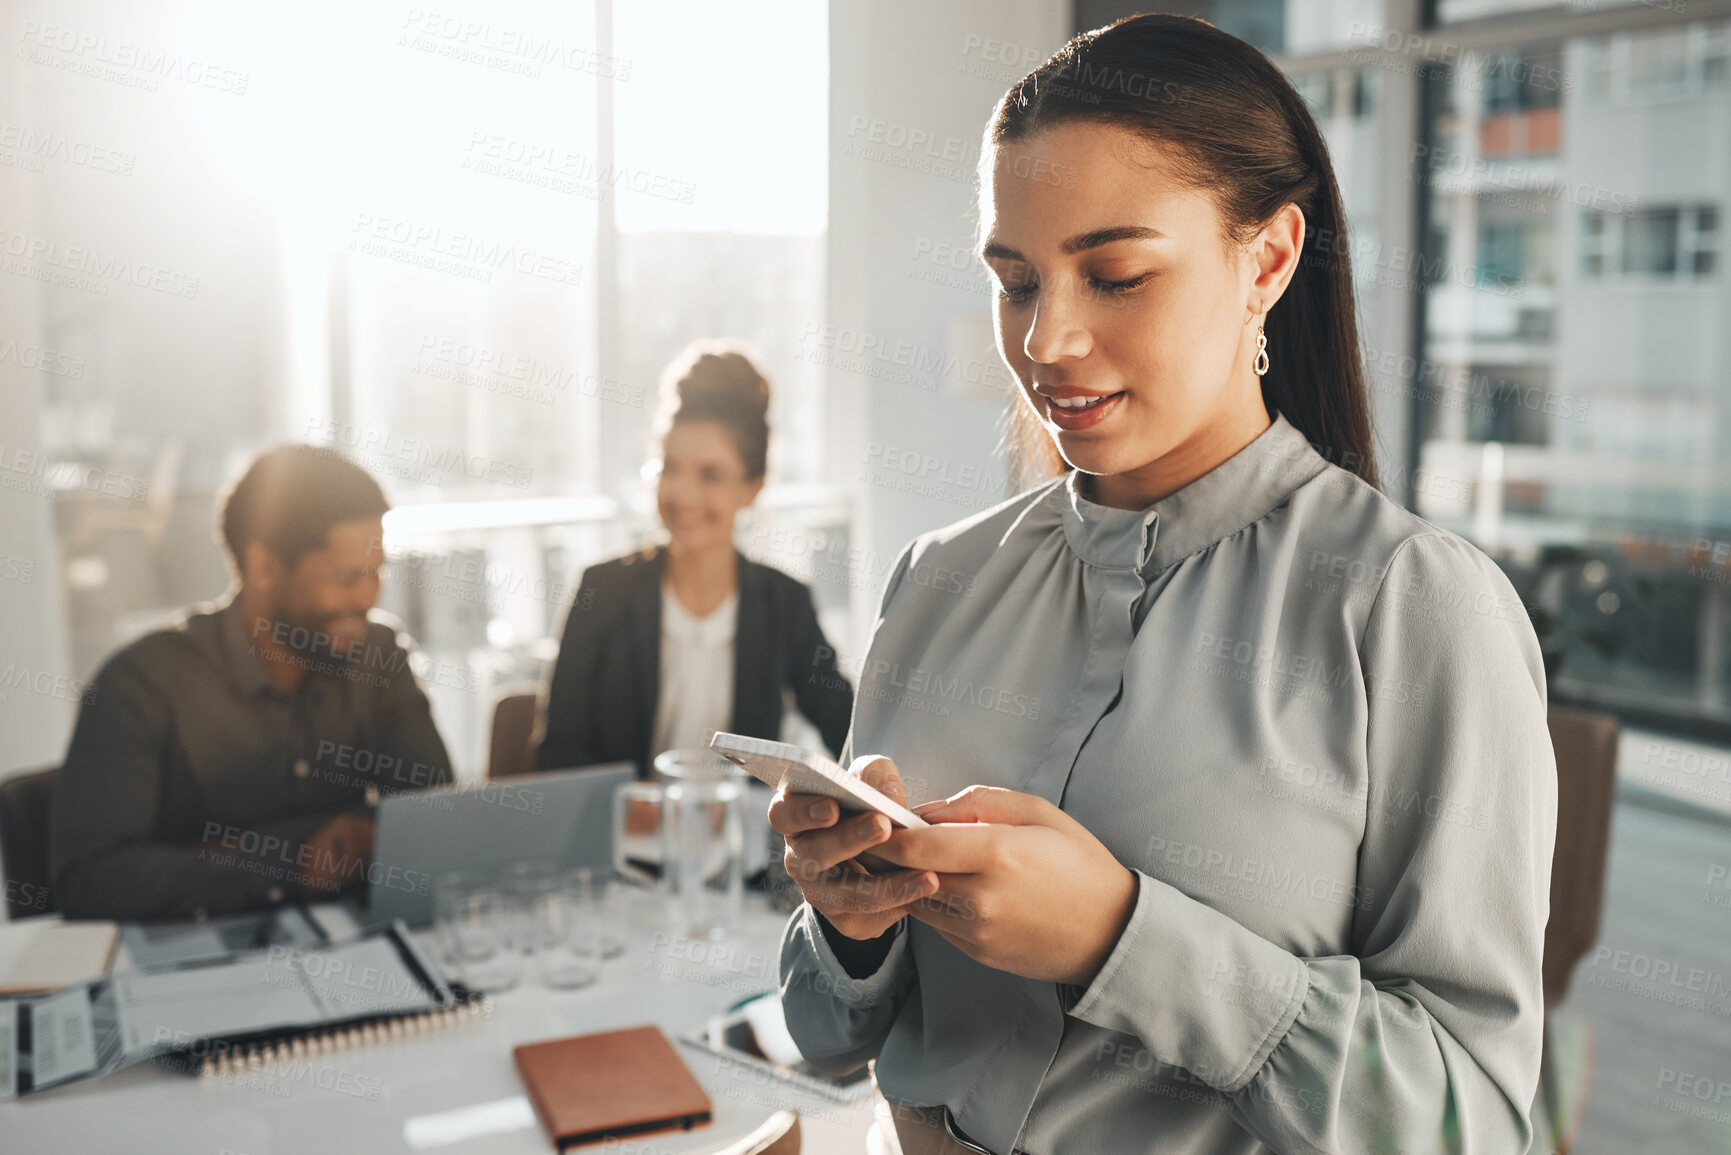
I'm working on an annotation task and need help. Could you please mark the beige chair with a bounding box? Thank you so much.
[486,686,543,780]
[1536,706,1619,1153]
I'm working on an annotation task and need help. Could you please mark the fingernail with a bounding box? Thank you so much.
[859,815,885,838]
[809,799,831,821]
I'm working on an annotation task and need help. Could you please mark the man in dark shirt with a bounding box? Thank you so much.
[50,446,455,920]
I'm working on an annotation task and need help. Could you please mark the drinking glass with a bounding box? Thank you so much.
[432,868,520,992]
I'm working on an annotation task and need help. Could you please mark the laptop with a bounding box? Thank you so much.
[366,764,636,928]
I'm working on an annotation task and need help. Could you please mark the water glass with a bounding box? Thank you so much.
[563,866,627,961]
[432,869,520,993]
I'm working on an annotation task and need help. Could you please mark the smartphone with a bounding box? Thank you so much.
[708,732,929,830]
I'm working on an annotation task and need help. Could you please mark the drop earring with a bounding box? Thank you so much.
[1253,323,1269,378]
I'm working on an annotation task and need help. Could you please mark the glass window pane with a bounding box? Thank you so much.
[1630,27,1690,90]
[1416,24,1731,752]
[1623,208,1681,274]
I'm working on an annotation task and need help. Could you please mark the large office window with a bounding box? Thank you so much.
[11,0,829,773]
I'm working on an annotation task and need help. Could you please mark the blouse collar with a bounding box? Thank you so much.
[1055,411,1329,575]
[661,582,739,645]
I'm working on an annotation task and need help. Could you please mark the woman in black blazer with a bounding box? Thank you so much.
[535,342,853,776]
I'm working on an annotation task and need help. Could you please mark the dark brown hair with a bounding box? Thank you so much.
[990,13,1379,491]
[654,340,772,480]
[220,445,389,571]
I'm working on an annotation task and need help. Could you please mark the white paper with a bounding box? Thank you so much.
[402,1096,536,1149]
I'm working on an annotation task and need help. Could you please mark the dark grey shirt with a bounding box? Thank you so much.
[50,598,453,920]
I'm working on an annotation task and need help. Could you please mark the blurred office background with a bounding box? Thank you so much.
[0,1,1726,1148]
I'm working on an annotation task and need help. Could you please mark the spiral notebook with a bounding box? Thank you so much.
[0,920,484,1100]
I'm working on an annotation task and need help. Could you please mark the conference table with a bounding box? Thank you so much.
[0,896,881,1154]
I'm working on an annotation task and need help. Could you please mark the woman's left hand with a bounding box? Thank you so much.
[869,785,1139,986]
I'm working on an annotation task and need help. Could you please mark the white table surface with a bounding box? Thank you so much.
[0,896,878,1155]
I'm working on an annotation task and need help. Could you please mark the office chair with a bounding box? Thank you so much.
[487,685,543,780]
[0,766,61,920]
[1537,706,1619,1153]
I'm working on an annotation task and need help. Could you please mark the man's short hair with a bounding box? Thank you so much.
[220,445,390,571]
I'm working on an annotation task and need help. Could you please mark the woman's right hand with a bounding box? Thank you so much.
[767,755,938,942]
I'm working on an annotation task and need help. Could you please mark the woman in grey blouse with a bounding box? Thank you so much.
[772,15,1555,1155]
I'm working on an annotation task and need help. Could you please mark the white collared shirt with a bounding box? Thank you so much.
[650,581,738,762]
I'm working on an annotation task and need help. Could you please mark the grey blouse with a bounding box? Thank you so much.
[777,412,1557,1154]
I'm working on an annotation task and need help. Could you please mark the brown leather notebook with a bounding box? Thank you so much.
[513,1024,714,1149]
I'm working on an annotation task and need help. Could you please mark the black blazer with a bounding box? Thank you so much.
[535,545,854,776]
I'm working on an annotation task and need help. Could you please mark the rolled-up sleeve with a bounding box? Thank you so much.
[777,540,925,1074]
[1067,532,1557,1153]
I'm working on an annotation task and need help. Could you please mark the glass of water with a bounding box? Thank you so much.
[433,868,520,993]
[563,866,627,961]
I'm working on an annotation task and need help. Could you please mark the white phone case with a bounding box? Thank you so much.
[708,732,929,829]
